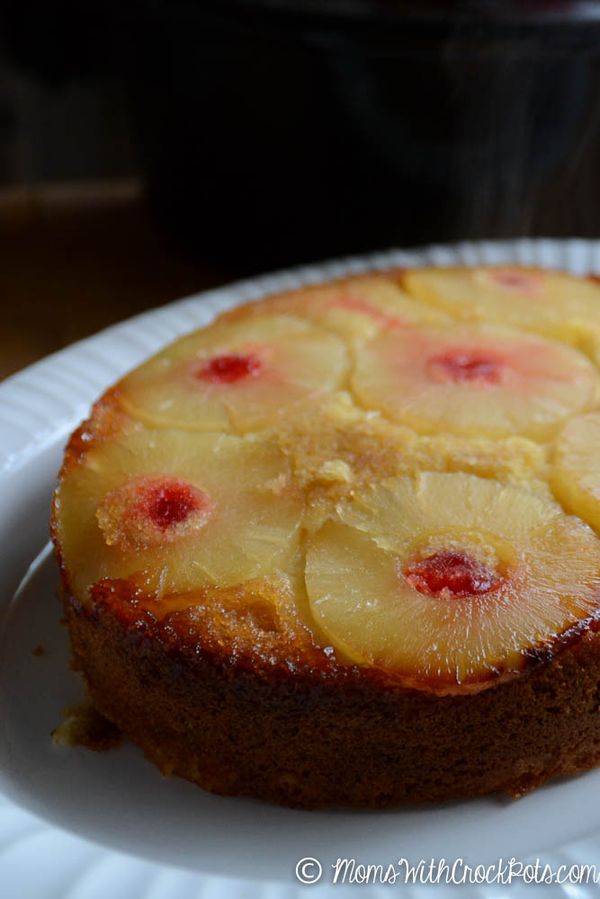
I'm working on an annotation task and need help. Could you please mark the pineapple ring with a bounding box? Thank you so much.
[116,314,348,433]
[241,275,449,340]
[351,324,599,440]
[552,411,600,534]
[305,472,600,693]
[402,266,600,346]
[54,424,304,599]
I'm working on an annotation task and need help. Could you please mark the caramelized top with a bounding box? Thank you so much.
[52,268,600,695]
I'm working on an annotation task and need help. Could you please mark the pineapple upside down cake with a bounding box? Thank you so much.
[51,266,600,807]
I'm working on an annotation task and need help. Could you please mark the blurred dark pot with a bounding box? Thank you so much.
[7,1,600,270]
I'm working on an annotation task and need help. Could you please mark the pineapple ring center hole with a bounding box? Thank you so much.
[401,532,516,599]
[142,479,210,530]
[403,550,504,599]
[330,293,404,327]
[196,352,263,384]
[97,476,214,549]
[477,268,543,295]
[427,350,506,386]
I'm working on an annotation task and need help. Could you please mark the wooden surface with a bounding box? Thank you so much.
[0,181,225,381]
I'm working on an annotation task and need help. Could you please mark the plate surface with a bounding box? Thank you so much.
[3,239,600,896]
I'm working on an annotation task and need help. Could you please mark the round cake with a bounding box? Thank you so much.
[51,265,600,807]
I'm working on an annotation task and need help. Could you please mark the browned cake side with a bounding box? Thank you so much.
[64,580,600,807]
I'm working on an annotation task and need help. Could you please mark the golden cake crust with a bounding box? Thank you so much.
[64,581,600,807]
[51,266,600,807]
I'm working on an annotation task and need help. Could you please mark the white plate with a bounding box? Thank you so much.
[3,239,600,898]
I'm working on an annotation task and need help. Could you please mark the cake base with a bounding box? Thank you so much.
[65,587,600,809]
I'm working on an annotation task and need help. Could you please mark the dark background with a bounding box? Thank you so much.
[3,1,600,379]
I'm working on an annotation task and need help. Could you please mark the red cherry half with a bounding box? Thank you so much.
[404,550,503,598]
[427,351,505,385]
[197,353,262,384]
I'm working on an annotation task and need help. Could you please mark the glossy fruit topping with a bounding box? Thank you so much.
[403,550,502,598]
[427,351,505,386]
[197,353,262,384]
[97,475,214,549]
